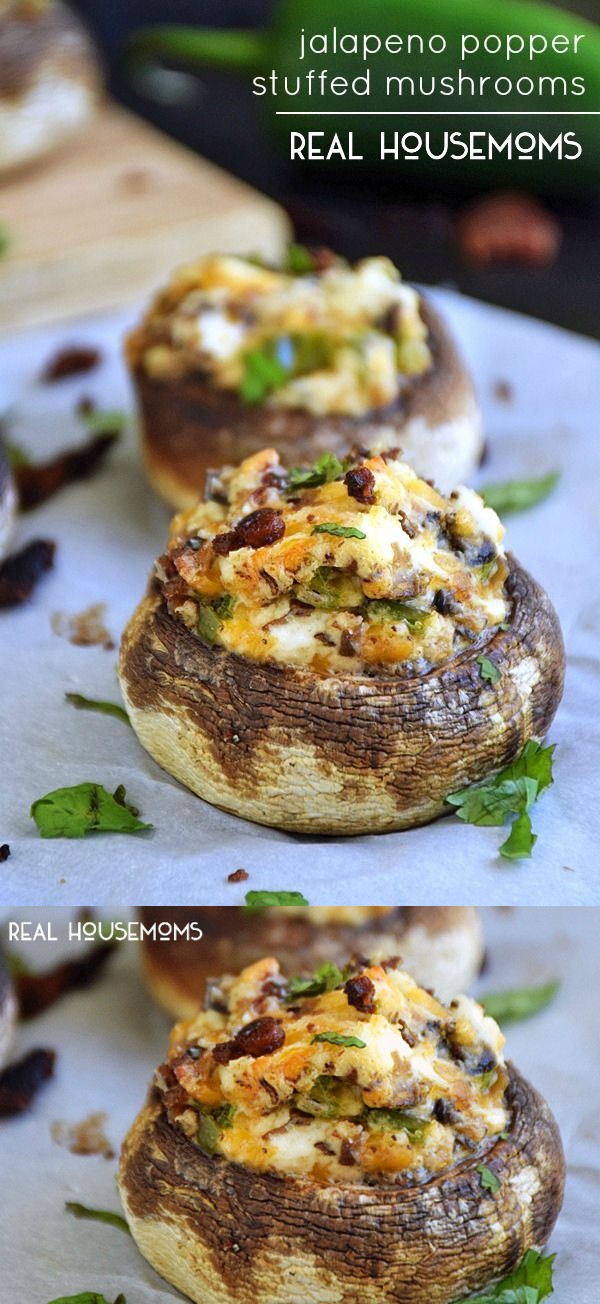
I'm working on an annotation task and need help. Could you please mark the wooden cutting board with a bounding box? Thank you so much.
[0,103,291,333]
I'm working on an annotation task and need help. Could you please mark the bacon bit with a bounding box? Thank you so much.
[0,1048,56,1117]
[314,631,335,646]
[456,193,561,268]
[398,1019,417,1049]
[314,1140,335,1155]
[15,940,117,1021]
[309,246,338,274]
[0,844,9,862]
[344,465,376,505]
[0,539,55,607]
[51,602,114,650]
[15,432,117,511]
[213,1017,285,1064]
[339,629,358,658]
[227,868,249,883]
[344,974,376,1014]
[51,1110,114,1159]
[398,510,417,540]
[339,1138,357,1166]
[41,345,100,382]
[213,508,285,556]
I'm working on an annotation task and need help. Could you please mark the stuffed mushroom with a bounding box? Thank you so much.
[125,248,483,507]
[139,906,485,1018]
[119,955,565,1304]
[119,447,564,835]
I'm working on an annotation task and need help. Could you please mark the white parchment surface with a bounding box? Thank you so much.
[0,907,598,1302]
[0,293,599,905]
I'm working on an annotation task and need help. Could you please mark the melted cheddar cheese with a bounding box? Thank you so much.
[161,447,509,676]
[126,251,430,417]
[160,958,509,1186]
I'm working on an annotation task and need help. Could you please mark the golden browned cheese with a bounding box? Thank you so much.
[160,958,509,1185]
[163,447,509,674]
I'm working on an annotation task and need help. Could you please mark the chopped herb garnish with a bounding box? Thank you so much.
[240,347,290,404]
[295,565,341,610]
[65,693,130,725]
[476,1163,501,1194]
[48,1296,126,1304]
[453,1249,555,1303]
[446,740,555,861]
[287,452,347,491]
[82,409,126,435]
[366,599,428,630]
[476,1069,497,1092]
[213,593,236,620]
[311,1032,366,1049]
[312,523,366,540]
[287,961,346,1000]
[197,603,222,645]
[213,1102,236,1128]
[481,979,560,1025]
[476,559,498,582]
[31,782,152,838]
[481,472,560,516]
[476,655,501,684]
[366,1108,428,1138]
[244,890,309,911]
[65,1203,130,1235]
[197,1111,222,1154]
[284,242,315,274]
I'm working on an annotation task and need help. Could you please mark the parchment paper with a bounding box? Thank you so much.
[0,292,599,905]
[0,907,598,1302]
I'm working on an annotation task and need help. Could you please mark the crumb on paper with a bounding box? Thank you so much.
[51,1111,115,1159]
[492,379,514,404]
[51,603,115,650]
[0,844,10,862]
[41,346,101,383]
[227,868,249,883]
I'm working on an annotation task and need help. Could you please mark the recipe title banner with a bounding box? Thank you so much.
[251,20,599,174]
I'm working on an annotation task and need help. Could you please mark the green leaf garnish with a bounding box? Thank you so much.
[65,1203,130,1235]
[48,1295,126,1304]
[213,1103,236,1128]
[287,961,346,1000]
[287,452,347,492]
[312,523,366,540]
[366,1108,429,1139]
[244,890,309,911]
[476,1069,497,1092]
[453,1249,555,1302]
[82,409,126,435]
[197,603,222,645]
[311,1032,366,1048]
[476,655,501,684]
[366,599,429,631]
[481,472,560,516]
[240,347,289,403]
[212,593,236,620]
[31,783,152,838]
[476,559,498,582]
[65,693,130,725]
[476,1163,501,1194]
[197,1111,222,1154]
[481,979,560,1025]
[446,741,555,861]
[284,243,315,274]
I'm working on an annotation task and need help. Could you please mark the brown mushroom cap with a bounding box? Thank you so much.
[129,300,483,509]
[119,555,564,836]
[139,907,485,1020]
[119,1065,565,1304]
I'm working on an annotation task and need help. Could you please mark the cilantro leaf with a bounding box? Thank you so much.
[476,655,501,684]
[48,1295,126,1304]
[287,452,347,491]
[311,1032,366,1048]
[287,961,346,1000]
[31,783,152,838]
[481,472,559,516]
[244,890,309,911]
[284,243,315,274]
[446,741,555,861]
[476,1163,501,1194]
[212,593,236,620]
[481,980,560,1025]
[65,1203,130,1235]
[453,1250,555,1302]
[65,693,130,726]
[312,523,366,540]
[240,347,290,403]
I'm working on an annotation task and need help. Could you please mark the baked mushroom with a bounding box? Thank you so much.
[119,447,564,835]
[0,949,17,1068]
[0,1,101,176]
[119,956,565,1304]
[125,249,483,507]
[139,906,485,1018]
[0,434,17,558]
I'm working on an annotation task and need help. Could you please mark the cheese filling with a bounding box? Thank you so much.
[126,251,431,417]
[160,958,509,1186]
[161,447,509,676]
